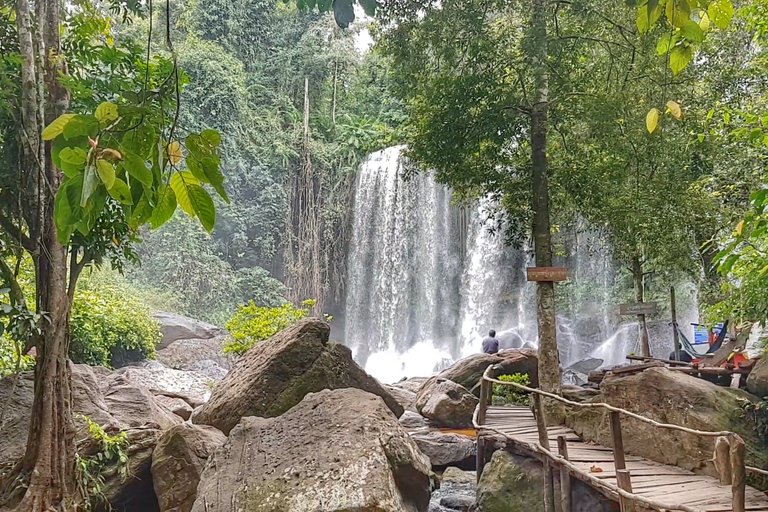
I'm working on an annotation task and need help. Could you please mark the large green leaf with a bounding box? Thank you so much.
[170,171,201,217]
[95,102,119,123]
[188,155,229,202]
[707,0,733,30]
[59,147,88,177]
[96,160,116,189]
[108,178,132,204]
[200,129,221,147]
[54,175,84,244]
[81,166,99,207]
[122,151,153,187]
[63,115,99,140]
[669,45,693,75]
[187,184,216,232]
[680,20,704,43]
[130,193,154,227]
[42,113,76,141]
[122,123,156,159]
[149,187,177,229]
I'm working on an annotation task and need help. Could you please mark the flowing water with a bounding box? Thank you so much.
[344,147,698,383]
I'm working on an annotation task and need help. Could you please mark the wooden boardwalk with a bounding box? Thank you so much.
[483,406,768,512]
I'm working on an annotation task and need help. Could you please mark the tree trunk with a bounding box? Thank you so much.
[530,0,561,397]
[631,255,651,357]
[1,0,76,509]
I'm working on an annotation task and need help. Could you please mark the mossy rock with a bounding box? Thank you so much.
[475,450,544,512]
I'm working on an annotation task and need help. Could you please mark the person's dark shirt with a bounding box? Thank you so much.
[482,337,499,354]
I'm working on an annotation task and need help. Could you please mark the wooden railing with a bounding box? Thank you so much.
[473,365,754,512]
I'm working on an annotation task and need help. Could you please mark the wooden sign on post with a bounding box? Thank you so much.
[619,302,658,316]
[526,267,568,282]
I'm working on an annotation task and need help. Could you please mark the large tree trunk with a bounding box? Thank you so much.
[530,0,561,397]
[631,255,651,357]
[2,0,76,509]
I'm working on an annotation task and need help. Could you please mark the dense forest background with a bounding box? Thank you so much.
[116,0,404,326]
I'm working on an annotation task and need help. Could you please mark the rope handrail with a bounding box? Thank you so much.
[481,366,735,438]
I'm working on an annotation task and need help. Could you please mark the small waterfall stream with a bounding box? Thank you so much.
[343,147,698,383]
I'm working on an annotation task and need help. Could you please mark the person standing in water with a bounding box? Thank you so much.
[482,330,499,354]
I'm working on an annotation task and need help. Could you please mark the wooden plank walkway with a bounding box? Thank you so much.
[483,406,768,512]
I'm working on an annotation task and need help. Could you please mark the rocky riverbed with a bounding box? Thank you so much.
[2,313,767,511]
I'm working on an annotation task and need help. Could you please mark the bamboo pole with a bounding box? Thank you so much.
[731,434,746,512]
[557,435,571,512]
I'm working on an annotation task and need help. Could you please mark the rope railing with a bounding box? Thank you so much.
[473,364,753,512]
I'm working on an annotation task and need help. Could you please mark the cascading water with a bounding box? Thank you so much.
[344,146,461,381]
[344,147,699,383]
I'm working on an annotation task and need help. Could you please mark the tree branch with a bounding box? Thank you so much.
[67,249,89,302]
[0,256,27,310]
[0,212,34,253]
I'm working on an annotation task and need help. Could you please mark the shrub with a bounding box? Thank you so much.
[224,299,314,356]
[492,373,531,406]
[69,270,161,367]
[0,335,34,378]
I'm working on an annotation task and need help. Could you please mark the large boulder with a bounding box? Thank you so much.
[0,365,123,463]
[151,423,227,512]
[155,335,233,380]
[567,367,767,475]
[113,361,213,404]
[475,450,543,512]
[393,377,430,394]
[191,388,432,512]
[417,349,538,406]
[103,373,183,431]
[410,431,476,468]
[416,379,478,428]
[385,384,418,412]
[747,356,768,399]
[191,319,403,434]
[153,312,226,349]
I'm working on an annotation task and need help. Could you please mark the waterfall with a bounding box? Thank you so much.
[344,146,462,381]
[344,147,699,383]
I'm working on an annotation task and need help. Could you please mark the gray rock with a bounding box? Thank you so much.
[393,377,430,394]
[103,373,183,430]
[747,356,768,398]
[441,467,475,484]
[152,423,226,512]
[475,451,543,512]
[154,395,194,421]
[400,411,430,430]
[155,335,233,377]
[417,379,478,429]
[191,318,403,434]
[191,388,432,512]
[440,495,474,511]
[113,360,213,404]
[385,384,418,412]
[410,431,476,467]
[154,312,226,349]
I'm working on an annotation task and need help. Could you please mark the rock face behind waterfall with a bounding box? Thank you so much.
[567,367,766,474]
[191,318,403,434]
[191,388,432,512]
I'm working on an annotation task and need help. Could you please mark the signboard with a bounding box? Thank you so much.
[526,267,568,282]
[693,324,709,345]
[619,302,658,316]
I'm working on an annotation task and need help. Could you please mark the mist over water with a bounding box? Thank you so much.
[344,147,698,383]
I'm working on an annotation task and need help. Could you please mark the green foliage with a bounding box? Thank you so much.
[74,414,130,511]
[492,373,531,406]
[0,335,33,378]
[224,299,315,355]
[69,270,161,367]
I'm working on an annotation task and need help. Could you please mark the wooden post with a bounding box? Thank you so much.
[478,377,490,425]
[714,436,732,485]
[616,469,635,512]
[610,411,626,471]
[476,435,485,483]
[671,286,680,362]
[557,435,571,512]
[533,393,555,512]
[730,434,746,512]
